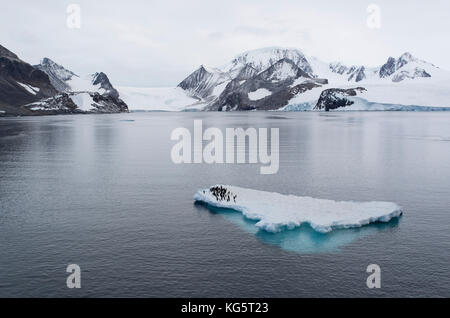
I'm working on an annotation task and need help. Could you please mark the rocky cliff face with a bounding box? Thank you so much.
[0,44,57,114]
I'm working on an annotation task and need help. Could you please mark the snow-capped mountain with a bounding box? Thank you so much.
[170,47,450,111]
[327,52,436,84]
[207,58,327,111]
[0,44,129,116]
[174,47,318,109]
[224,47,314,76]
[382,53,433,82]
[31,58,128,114]
[34,57,77,91]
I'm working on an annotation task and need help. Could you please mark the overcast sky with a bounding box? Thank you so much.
[2,0,450,87]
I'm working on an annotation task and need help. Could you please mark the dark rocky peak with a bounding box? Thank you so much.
[92,72,119,98]
[348,66,366,82]
[178,65,213,90]
[379,57,396,78]
[0,44,19,59]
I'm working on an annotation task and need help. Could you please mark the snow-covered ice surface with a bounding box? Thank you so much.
[248,88,272,101]
[194,186,403,234]
[117,86,201,111]
[284,77,450,111]
[70,93,96,111]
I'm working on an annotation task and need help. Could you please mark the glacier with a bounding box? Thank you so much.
[118,86,203,111]
[194,185,403,234]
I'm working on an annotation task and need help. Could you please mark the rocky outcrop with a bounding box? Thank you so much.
[91,92,129,112]
[22,93,79,115]
[314,87,366,111]
[24,91,128,114]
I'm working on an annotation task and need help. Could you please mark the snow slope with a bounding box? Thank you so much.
[195,186,403,233]
[70,92,97,111]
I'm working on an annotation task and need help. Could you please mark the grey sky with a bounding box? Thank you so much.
[1,0,450,87]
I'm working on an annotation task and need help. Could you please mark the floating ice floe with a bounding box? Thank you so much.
[194,185,403,234]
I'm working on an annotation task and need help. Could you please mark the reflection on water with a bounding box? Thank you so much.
[195,202,401,254]
[1,112,450,297]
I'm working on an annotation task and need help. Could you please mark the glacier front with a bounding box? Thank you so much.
[194,185,403,234]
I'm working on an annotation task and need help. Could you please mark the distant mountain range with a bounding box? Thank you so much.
[0,44,128,116]
[119,47,450,112]
[2,44,450,115]
[173,47,450,111]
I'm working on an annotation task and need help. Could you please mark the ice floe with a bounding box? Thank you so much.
[194,185,403,234]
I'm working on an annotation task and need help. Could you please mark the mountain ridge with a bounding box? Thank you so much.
[170,47,450,111]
